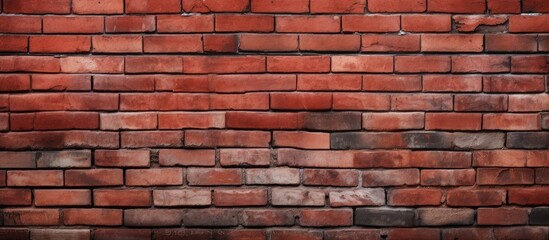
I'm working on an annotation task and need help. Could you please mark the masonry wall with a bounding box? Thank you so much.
[0,0,549,239]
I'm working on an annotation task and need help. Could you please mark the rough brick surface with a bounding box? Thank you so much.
[0,0,547,238]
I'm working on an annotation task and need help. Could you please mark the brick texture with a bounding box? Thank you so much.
[0,0,548,239]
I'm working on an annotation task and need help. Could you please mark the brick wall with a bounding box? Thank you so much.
[0,0,548,239]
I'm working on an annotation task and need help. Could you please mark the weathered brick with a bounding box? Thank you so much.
[355,208,415,227]
[246,168,299,185]
[153,189,210,207]
[303,169,358,187]
[447,189,505,207]
[415,208,475,226]
[183,209,238,227]
[214,189,267,207]
[329,189,385,207]
[94,189,151,207]
[362,169,419,187]
[271,188,325,206]
[126,168,183,186]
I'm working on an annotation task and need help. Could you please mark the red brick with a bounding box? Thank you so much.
[184,56,265,74]
[94,75,154,91]
[271,188,325,206]
[488,0,520,13]
[426,113,482,130]
[95,150,150,167]
[310,0,365,13]
[157,15,214,33]
[11,93,118,111]
[63,209,122,226]
[125,0,180,13]
[342,15,400,32]
[477,208,528,225]
[124,209,182,227]
[363,112,424,130]
[421,169,476,186]
[120,93,208,111]
[43,16,104,33]
[0,16,40,33]
[447,189,505,207]
[204,34,238,53]
[512,55,549,73]
[333,93,390,110]
[277,149,355,168]
[34,189,91,207]
[484,75,545,93]
[452,55,510,73]
[0,189,31,206]
[428,0,486,13]
[11,112,99,130]
[363,75,422,92]
[300,209,353,227]
[207,74,296,93]
[300,34,360,52]
[105,16,155,33]
[271,230,323,240]
[362,34,420,52]
[523,0,549,12]
[60,56,124,73]
[0,56,61,73]
[210,93,269,110]
[0,75,30,92]
[183,209,238,227]
[3,0,70,13]
[0,171,5,186]
[241,209,296,226]
[483,113,540,130]
[153,189,211,206]
[329,189,385,207]
[246,168,299,185]
[277,16,341,33]
[0,131,119,150]
[94,189,151,207]
[94,229,151,240]
[251,0,308,13]
[453,15,507,32]
[402,14,452,32]
[416,208,475,226]
[477,168,534,185]
[0,152,36,169]
[455,94,508,112]
[65,169,123,186]
[273,131,330,149]
[486,34,538,52]
[494,227,549,240]
[185,130,270,148]
[126,56,183,73]
[509,188,549,205]
[332,56,393,73]
[475,150,544,167]
[226,112,301,129]
[388,189,443,206]
[73,0,124,14]
[240,34,298,52]
[159,149,215,167]
[187,168,242,186]
[368,0,426,12]
[7,170,63,186]
[0,114,7,131]
[183,0,248,12]
[422,34,483,52]
[144,35,203,53]
[159,112,224,129]
[220,148,271,167]
[268,56,330,73]
[31,74,91,91]
[303,169,358,186]
[271,92,331,110]
[355,150,413,168]
[325,230,380,240]
[214,189,267,206]
[509,15,549,33]
[424,75,482,92]
[0,35,28,52]
[362,169,419,187]
[216,15,274,32]
[126,168,183,186]
[298,74,361,91]
[395,56,451,73]
[3,209,60,226]
[508,94,549,112]
[392,94,453,111]
[31,229,90,240]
